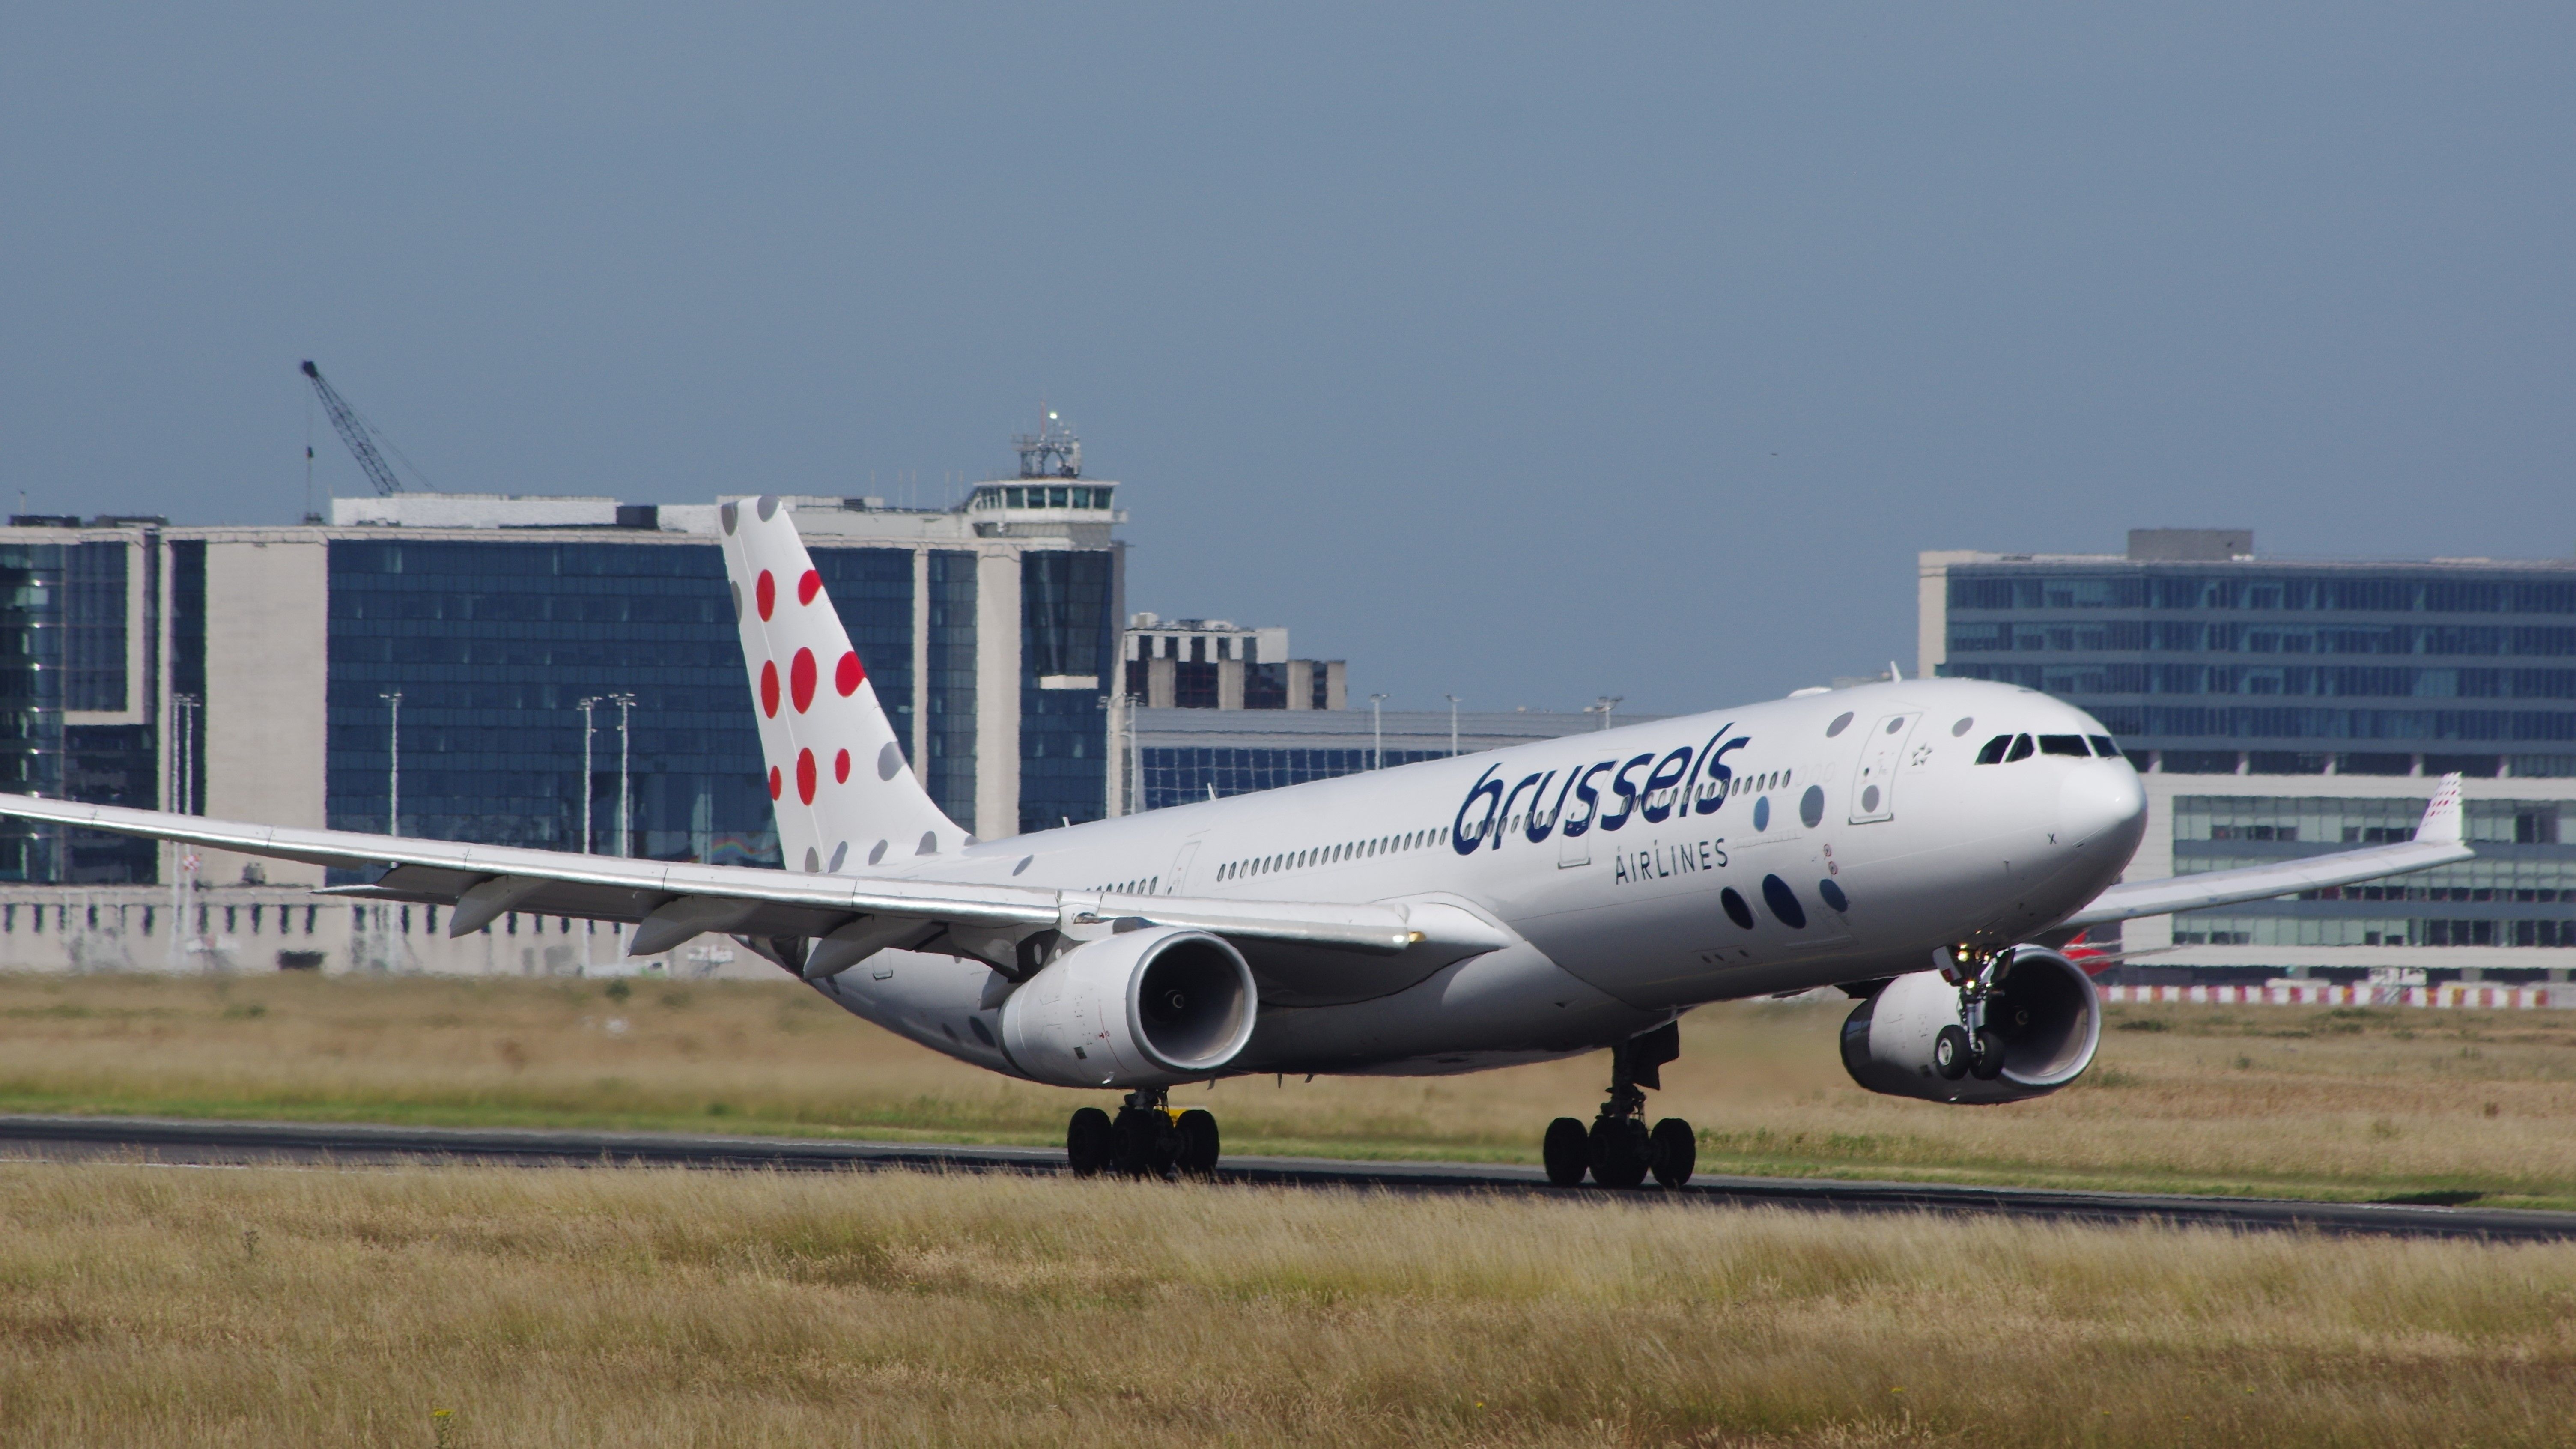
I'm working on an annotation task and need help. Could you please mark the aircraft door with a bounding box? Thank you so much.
[1847,711,1922,824]
[1163,839,1201,894]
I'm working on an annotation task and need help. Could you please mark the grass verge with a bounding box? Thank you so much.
[3,972,2576,1206]
[0,1160,2571,1447]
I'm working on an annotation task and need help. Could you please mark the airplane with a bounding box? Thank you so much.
[0,496,2476,1188]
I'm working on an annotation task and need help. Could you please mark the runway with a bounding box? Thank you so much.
[2,1112,2567,1243]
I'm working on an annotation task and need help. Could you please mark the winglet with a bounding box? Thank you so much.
[2414,772,2466,845]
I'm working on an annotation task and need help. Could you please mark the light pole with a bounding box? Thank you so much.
[169,693,199,970]
[1588,695,1623,732]
[611,693,637,858]
[1443,694,1461,757]
[1370,693,1388,770]
[377,690,402,835]
[576,697,600,852]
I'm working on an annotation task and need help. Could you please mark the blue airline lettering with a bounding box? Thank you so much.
[1637,747,1695,824]
[1449,730,1758,859]
[1561,762,1612,837]
[1598,753,1655,832]
[1492,771,1549,852]
[1451,766,1505,855]
[1523,770,1563,844]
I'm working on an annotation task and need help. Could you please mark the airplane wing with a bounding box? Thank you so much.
[2059,772,2472,927]
[0,795,1507,995]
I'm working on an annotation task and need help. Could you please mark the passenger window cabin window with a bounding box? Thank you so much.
[2087,735,2118,758]
[2005,734,2036,762]
[1976,735,2012,764]
[2039,735,2087,757]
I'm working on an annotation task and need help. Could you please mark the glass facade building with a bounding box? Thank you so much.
[0,489,1125,890]
[1923,532,2576,978]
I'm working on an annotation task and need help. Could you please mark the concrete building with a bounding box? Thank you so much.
[1119,615,1346,712]
[0,476,1125,973]
[1922,530,2576,981]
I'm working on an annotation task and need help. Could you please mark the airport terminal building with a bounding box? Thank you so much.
[1923,530,2576,981]
[0,485,1124,972]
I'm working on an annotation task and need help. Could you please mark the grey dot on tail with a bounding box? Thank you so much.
[916,832,938,856]
[719,501,738,534]
[756,494,779,521]
[877,742,902,781]
[868,840,887,865]
[803,847,819,873]
[828,841,848,872]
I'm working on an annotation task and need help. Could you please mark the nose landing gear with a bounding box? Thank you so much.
[1937,945,2014,1082]
[1543,1022,1696,1189]
[1066,1089,1222,1180]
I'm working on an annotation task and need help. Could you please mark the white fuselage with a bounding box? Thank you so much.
[811,677,2148,1080]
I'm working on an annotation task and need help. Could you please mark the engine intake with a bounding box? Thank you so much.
[999,926,1258,1088]
[1839,947,2101,1104]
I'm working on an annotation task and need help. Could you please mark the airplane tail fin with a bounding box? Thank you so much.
[718,495,967,872]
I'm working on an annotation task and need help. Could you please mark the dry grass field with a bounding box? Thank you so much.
[0,1161,2571,1448]
[3,971,2576,1205]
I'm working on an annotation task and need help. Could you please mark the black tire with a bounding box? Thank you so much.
[1649,1118,1696,1189]
[1542,1116,1591,1186]
[1934,1025,1972,1081]
[1970,1027,2007,1081]
[1176,1108,1221,1177]
[1112,1107,1158,1178]
[1066,1107,1114,1178]
[1590,1117,1652,1189]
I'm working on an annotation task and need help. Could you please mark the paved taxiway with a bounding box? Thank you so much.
[1,1113,2565,1243]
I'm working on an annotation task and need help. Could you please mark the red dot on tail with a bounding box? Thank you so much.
[760,661,781,717]
[755,571,776,621]
[798,569,821,605]
[796,748,817,805]
[767,766,782,801]
[835,748,850,784]
[790,648,817,713]
[835,650,863,696]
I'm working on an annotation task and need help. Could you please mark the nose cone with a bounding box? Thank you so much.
[2060,761,2148,864]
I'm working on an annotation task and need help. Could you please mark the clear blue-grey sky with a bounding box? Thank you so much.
[4,5,2570,714]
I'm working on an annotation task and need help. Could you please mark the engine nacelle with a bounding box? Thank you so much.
[998,926,1258,1088]
[1839,948,2101,1104]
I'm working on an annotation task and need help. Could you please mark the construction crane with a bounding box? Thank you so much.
[299,359,410,497]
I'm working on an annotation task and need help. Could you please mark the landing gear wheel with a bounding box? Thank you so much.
[1175,1108,1222,1178]
[1542,1117,1591,1186]
[1969,1027,2007,1081]
[1066,1107,1114,1178]
[1112,1106,1178,1178]
[1589,1116,1652,1189]
[1648,1118,1696,1189]
[1933,1025,1972,1081]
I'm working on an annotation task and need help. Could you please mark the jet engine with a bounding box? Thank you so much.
[1838,947,2101,1104]
[999,926,1258,1088]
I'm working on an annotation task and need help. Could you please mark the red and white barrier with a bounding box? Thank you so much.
[2100,982,2570,1009]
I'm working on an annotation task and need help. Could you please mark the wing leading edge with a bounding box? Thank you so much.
[2061,772,2472,927]
[0,795,1509,995]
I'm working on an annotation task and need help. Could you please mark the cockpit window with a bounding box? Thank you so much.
[2004,733,2036,763]
[2087,735,2119,758]
[1975,734,2012,765]
[2039,735,2087,757]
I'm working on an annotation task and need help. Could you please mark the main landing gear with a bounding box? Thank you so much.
[1544,1021,1696,1190]
[1066,1088,1221,1180]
